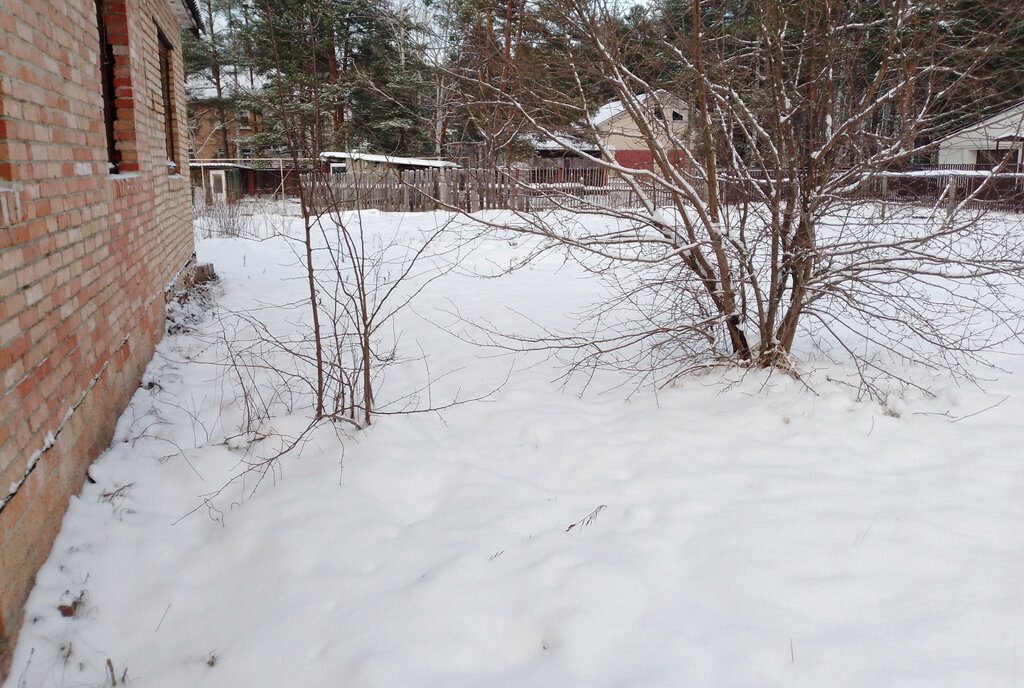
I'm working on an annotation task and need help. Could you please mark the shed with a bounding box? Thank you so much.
[319,152,459,175]
[190,161,254,204]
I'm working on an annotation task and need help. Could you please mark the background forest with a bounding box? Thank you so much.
[184,0,1024,165]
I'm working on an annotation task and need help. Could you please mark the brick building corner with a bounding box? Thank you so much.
[0,0,201,677]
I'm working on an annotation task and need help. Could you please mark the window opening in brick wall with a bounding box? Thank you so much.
[96,0,137,173]
[96,0,121,172]
[157,26,178,173]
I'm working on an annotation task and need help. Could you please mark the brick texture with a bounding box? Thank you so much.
[0,0,196,678]
[190,103,261,160]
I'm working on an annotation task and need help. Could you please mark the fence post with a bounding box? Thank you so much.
[946,174,957,218]
[470,169,481,213]
[439,169,450,209]
[880,175,887,221]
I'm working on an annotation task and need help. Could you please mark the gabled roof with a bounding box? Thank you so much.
[591,90,686,127]
[971,100,1024,131]
[592,99,630,127]
[938,100,1024,143]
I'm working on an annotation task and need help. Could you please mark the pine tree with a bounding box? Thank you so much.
[183,0,244,157]
[235,0,432,156]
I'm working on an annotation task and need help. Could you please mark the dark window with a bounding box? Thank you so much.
[238,110,251,127]
[96,0,120,172]
[977,149,1019,167]
[653,108,664,120]
[672,110,684,121]
[216,148,226,159]
[240,148,252,159]
[157,27,177,172]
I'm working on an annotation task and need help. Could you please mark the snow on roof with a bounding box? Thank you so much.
[319,152,459,169]
[186,71,269,101]
[189,162,255,170]
[880,169,1024,178]
[592,99,628,127]
[591,90,682,127]
[937,100,1024,143]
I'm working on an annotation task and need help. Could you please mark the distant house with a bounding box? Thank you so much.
[188,99,305,205]
[937,101,1024,167]
[185,85,295,205]
[0,0,200,676]
[592,91,693,171]
[185,72,264,161]
[517,92,692,182]
[189,102,263,161]
[319,151,459,175]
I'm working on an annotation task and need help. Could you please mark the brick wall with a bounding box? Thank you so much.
[0,0,196,677]
[189,102,261,159]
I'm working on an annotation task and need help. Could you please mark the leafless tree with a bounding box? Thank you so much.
[453,0,1024,396]
[239,0,482,426]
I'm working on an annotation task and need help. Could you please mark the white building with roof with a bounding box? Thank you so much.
[937,101,1024,167]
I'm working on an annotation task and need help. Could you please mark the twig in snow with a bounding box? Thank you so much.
[15,648,34,688]
[156,603,172,631]
[950,395,1010,424]
[566,505,607,532]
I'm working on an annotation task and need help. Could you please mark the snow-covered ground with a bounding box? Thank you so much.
[5,205,1024,687]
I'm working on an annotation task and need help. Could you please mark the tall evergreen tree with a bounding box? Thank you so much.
[236,0,432,156]
[183,0,244,157]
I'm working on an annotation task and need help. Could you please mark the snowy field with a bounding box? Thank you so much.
[5,204,1024,687]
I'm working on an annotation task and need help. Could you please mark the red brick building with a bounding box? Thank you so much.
[0,0,201,676]
[189,100,262,160]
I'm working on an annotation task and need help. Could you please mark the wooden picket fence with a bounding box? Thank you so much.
[306,167,685,213]
[867,167,1024,213]
[712,166,1024,213]
[301,165,1024,214]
